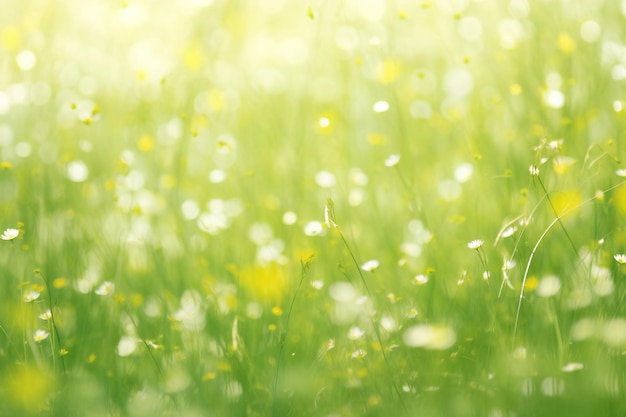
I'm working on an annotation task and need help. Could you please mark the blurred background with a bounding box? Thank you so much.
[1,1,626,416]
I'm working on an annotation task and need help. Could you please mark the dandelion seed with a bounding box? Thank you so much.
[1,228,19,241]
[95,281,115,296]
[614,254,626,264]
[384,154,400,167]
[33,329,49,342]
[361,259,379,271]
[467,239,483,249]
[24,290,40,302]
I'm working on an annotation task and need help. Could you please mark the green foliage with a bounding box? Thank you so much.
[0,1,626,416]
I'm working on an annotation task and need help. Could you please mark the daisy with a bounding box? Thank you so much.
[95,281,114,296]
[24,290,40,302]
[1,228,19,241]
[467,239,484,249]
[361,259,380,271]
[614,254,626,264]
[34,329,49,342]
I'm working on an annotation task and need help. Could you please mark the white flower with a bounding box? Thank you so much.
[309,280,324,290]
[413,274,429,285]
[501,226,518,238]
[561,362,584,372]
[33,329,49,342]
[384,154,401,167]
[303,221,324,236]
[467,239,483,249]
[351,348,367,359]
[95,281,115,296]
[39,310,52,320]
[1,228,19,241]
[529,165,539,176]
[23,290,40,302]
[117,336,137,357]
[361,259,380,271]
[536,275,561,298]
[348,326,365,340]
[614,254,626,264]
[616,169,626,177]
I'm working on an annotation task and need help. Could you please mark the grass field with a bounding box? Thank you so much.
[1,1,626,416]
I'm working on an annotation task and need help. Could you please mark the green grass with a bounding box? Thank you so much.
[1,1,626,416]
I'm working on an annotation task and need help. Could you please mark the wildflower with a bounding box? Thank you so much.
[95,281,115,296]
[361,259,380,271]
[513,346,527,359]
[146,340,161,350]
[561,362,584,372]
[1,228,19,241]
[117,336,137,357]
[403,324,457,350]
[616,169,626,177]
[39,310,52,320]
[33,329,49,342]
[536,275,562,298]
[310,280,324,289]
[348,326,365,340]
[384,154,401,167]
[373,101,390,113]
[282,211,297,225]
[501,226,518,238]
[529,165,540,176]
[413,274,429,285]
[24,290,40,302]
[467,239,483,249]
[614,254,626,264]
[351,348,367,359]
[303,221,323,236]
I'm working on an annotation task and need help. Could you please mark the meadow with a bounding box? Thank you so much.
[1,0,626,416]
